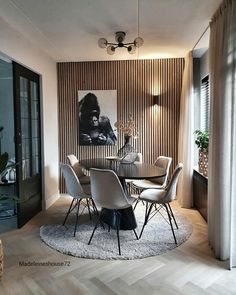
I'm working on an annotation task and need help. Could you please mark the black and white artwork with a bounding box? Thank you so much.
[78,90,117,145]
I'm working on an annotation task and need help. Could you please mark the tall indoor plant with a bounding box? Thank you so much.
[194,130,209,176]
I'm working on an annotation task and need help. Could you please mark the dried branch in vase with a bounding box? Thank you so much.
[114,114,138,138]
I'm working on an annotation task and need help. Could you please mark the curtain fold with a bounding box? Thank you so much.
[208,0,236,268]
[177,52,194,208]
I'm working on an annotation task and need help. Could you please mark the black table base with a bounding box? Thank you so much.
[100,207,137,230]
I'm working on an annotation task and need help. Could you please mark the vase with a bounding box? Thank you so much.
[117,134,136,157]
[198,148,208,177]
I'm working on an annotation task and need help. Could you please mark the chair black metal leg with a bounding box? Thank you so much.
[62,198,75,226]
[133,198,139,210]
[139,202,154,239]
[91,199,99,216]
[73,199,81,237]
[164,204,177,244]
[167,203,178,229]
[133,229,139,240]
[115,211,121,255]
[88,210,103,245]
[145,201,148,216]
[99,219,105,229]
[86,199,92,220]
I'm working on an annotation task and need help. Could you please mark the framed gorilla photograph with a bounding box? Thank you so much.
[78,90,117,145]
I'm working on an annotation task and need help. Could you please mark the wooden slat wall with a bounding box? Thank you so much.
[57,59,184,191]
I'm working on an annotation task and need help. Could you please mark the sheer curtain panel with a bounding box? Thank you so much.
[177,52,194,208]
[208,0,236,268]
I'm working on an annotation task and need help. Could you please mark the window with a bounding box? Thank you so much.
[200,75,209,131]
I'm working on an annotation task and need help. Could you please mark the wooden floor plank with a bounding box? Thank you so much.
[0,195,236,295]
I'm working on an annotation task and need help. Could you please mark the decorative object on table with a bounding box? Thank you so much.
[115,114,138,158]
[105,156,121,161]
[40,201,192,260]
[106,152,138,164]
[0,239,3,277]
[120,152,139,164]
[194,130,209,177]
[78,90,117,146]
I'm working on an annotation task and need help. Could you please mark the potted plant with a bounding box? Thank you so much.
[194,130,209,176]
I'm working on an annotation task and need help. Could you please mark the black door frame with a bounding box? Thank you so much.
[13,62,42,228]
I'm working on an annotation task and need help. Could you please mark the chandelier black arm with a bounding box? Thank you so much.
[106,42,119,46]
[123,42,136,46]
[106,42,136,48]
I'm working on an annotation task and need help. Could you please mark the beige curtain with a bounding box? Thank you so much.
[177,52,194,208]
[208,0,236,268]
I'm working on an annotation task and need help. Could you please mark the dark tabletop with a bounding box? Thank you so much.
[79,158,166,180]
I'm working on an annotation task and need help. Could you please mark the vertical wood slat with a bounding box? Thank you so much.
[57,59,184,192]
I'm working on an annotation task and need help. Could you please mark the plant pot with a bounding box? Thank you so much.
[198,149,208,177]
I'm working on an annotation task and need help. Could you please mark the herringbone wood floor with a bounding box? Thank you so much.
[0,195,235,295]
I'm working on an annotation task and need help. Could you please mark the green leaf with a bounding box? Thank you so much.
[194,130,209,152]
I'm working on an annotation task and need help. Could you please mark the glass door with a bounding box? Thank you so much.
[13,62,42,227]
[0,55,17,233]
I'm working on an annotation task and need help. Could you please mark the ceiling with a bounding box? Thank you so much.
[0,0,222,62]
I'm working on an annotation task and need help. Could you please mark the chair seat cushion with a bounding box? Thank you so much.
[132,179,164,190]
[139,188,166,203]
[82,184,91,196]
[79,175,90,185]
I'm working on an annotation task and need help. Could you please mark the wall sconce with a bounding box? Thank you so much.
[153,95,159,106]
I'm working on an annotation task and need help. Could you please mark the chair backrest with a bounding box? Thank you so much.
[90,168,131,210]
[152,156,172,186]
[67,154,85,178]
[135,152,143,163]
[60,163,86,198]
[164,163,183,202]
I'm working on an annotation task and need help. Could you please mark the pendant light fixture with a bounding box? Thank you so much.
[98,31,144,55]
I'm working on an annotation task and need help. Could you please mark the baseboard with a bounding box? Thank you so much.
[44,191,60,210]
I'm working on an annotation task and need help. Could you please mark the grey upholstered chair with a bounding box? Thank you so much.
[132,156,172,190]
[88,168,138,255]
[125,152,143,193]
[138,163,183,244]
[67,154,90,185]
[132,156,172,209]
[60,163,97,237]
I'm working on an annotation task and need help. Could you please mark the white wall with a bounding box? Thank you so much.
[0,16,59,209]
[0,60,15,158]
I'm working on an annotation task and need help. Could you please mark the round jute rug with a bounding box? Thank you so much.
[40,203,192,260]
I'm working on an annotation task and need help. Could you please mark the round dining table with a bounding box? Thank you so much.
[79,157,166,181]
[79,157,166,230]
